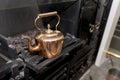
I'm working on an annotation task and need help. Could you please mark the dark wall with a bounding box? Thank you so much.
[0,7,39,36]
[0,0,39,36]
[0,0,78,37]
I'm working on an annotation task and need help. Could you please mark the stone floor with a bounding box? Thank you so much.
[79,55,120,80]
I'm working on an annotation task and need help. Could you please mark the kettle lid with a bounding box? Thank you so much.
[42,24,61,37]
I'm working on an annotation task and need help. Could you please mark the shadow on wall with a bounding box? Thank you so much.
[0,0,39,36]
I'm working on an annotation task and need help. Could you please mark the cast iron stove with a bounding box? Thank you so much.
[0,29,85,80]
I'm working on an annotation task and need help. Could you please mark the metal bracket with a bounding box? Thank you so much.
[89,22,100,33]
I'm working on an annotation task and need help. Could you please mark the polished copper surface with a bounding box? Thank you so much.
[22,11,64,58]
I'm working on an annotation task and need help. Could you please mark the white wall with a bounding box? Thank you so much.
[95,0,120,66]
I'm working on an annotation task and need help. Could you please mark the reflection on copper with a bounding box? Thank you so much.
[22,11,64,58]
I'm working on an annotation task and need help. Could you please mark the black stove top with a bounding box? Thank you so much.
[0,30,94,80]
[0,29,84,72]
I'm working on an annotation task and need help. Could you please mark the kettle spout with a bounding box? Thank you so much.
[21,35,41,52]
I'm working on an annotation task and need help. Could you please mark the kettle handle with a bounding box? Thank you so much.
[34,11,60,33]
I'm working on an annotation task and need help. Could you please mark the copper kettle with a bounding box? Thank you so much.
[22,11,64,58]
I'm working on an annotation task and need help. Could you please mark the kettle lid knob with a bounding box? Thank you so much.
[47,24,50,30]
[46,24,53,33]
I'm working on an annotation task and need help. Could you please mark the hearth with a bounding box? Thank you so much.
[0,0,102,80]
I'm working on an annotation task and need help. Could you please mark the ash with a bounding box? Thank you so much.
[7,29,39,55]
